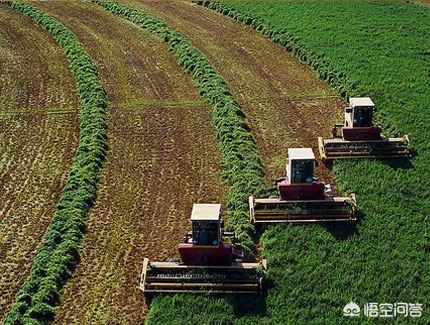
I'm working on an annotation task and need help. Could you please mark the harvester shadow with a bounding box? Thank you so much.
[319,210,365,240]
[379,156,414,170]
[225,293,267,318]
[321,155,414,171]
[254,218,361,241]
[143,292,268,318]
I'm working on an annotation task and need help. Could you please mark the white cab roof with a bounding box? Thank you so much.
[191,203,221,221]
[349,97,375,108]
[288,148,315,161]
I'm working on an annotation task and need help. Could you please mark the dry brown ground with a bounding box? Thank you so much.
[0,6,79,320]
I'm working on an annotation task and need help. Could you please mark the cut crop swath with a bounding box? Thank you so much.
[96,0,267,259]
[2,2,107,324]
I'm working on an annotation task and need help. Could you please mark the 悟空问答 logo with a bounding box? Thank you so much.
[343,301,360,317]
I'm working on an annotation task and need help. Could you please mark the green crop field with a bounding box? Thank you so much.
[193,2,430,324]
[1,1,429,324]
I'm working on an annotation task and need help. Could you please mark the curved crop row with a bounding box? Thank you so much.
[2,2,107,324]
[95,1,267,257]
[200,1,354,100]
[202,2,429,324]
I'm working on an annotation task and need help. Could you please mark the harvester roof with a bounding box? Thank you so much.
[349,97,375,108]
[288,148,315,161]
[191,203,221,221]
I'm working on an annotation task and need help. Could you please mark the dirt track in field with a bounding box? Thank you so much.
[0,6,79,320]
[3,2,347,323]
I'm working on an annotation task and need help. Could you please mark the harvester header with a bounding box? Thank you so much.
[249,148,357,223]
[318,97,410,161]
[140,203,266,295]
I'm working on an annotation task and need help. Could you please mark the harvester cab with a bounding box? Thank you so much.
[140,204,266,295]
[333,97,380,140]
[179,203,244,266]
[279,148,326,201]
[249,148,357,223]
[319,97,410,160]
[347,98,373,128]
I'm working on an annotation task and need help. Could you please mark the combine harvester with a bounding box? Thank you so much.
[249,148,357,223]
[140,203,266,295]
[318,97,410,161]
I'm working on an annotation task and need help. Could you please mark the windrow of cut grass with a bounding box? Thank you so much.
[0,5,81,320]
[2,2,107,324]
[201,1,430,323]
[95,1,269,323]
[95,1,267,257]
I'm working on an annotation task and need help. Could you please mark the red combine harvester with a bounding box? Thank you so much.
[249,148,357,223]
[140,204,266,294]
[318,97,410,161]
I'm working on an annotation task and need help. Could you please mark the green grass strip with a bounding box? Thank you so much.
[2,2,107,324]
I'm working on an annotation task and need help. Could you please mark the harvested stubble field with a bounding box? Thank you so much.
[132,2,345,186]
[3,1,356,324]
[21,2,233,323]
[0,6,79,319]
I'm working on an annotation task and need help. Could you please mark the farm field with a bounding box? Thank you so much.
[1,1,347,324]
[36,2,345,323]
[0,6,80,319]
[132,1,345,187]
[196,1,430,324]
[2,1,429,324]
[27,2,231,324]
